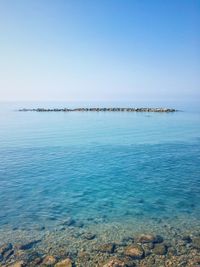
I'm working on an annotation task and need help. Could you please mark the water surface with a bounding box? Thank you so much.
[0,101,200,266]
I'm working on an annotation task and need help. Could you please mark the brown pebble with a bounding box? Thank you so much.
[138,234,163,244]
[124,244,144,259]
[102,258,126,267]
[153,244,167,255]
[42,255,56,265]
[55,258,73,267]
[192,256,200,264]
[7,261,24,267]
[98,243,115,253]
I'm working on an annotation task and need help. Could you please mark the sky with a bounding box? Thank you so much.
[0,0,199,102]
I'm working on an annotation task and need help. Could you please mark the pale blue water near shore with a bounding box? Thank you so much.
[0,101,200,266]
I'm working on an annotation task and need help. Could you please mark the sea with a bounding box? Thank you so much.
[0,100,200,266]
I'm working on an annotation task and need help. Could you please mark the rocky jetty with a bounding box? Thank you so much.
[18,107,177,112]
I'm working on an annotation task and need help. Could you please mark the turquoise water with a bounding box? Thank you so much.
[0,101,200,232]
[0,101,200,265]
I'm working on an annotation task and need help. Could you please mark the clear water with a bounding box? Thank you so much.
[0,101,200,232]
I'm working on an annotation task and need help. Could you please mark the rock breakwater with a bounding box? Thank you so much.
[18,107,176,112]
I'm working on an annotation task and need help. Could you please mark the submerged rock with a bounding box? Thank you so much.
[0,243,13,262]
[181,235,192,243]
[102,257,136,267]
[0,243,13,255]
[55,258,73,267]
[77,251,90,264]
[82,232,96,240]
[124,245,144,259]
[34,225,45,231]
[56,226,66,231]
[97,243,115,253]
[74,221,84,228]
[142,242,154,257]
[138,234,163,244]
[2,249,14,262]
[191,257,200,265]
[42,255,56,265]
[17,239,41,250]
[121,236,134,244]
[192,237,200,249]
[142,242,154,250]
[61,217,76,226]
[7,261,25,267]
[31,256,43,265]
[153,244,167,255]
[102,258,128,267]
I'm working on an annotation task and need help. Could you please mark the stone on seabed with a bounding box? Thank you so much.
[0,243,13,263]
[6,261,24,267]
[153,244,167,255]
[42,255,56,265]
[97,243,115,253]
[124,244,144,259]
[61,217,75,226]
[55,258,73,267]
[82,232,96,240]
[102,258,126,267]
[0,243,13,256]
[192,236,200,249]
[138,234,163,243]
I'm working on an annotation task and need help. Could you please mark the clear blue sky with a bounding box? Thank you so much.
[0,0,199,101]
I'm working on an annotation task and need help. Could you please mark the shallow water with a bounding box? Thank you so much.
[0,101,200,266]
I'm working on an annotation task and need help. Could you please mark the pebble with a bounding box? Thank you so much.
[0,243,13,255]
[138,234,163,244]
[82,232,96,240]
[182,235,192,243]
[153,244,167,255]
[142,243,154,257]
[124,245,144,259]
[121,236,134,244]
[6,261,25,267]
[102,258,126,267]
[17,239,40,250]
[192,237,200,249]
[61,217,76,226]
[31,257,43,265]
[57,226,66,231]
[42,255,56,265]
[142,242,154,250]
[192,257,200,265]
[74,221,84,228]
[34,225,45,231]
[0,243,13,262]
[55,258,73,267]
[77,251,90,264]
[97,243,116,253]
